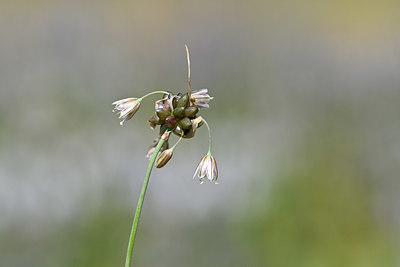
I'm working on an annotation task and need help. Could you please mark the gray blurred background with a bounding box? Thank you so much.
[1,0,400,266]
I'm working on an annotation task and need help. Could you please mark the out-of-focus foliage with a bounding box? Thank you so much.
[234,125,397,267]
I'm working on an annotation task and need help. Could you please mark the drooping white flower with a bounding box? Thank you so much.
[112,98,141,125]
[190,89,213,108]
[193,154,218,183]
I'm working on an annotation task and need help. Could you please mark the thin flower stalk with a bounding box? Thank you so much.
[125,132,170,267]
[201,118,213,154]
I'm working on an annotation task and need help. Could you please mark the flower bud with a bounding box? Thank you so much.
[176,93,189,108]
[156,149,173,168]
[179,117,192,130]
[173,107,185,119]
[184,106,199,118]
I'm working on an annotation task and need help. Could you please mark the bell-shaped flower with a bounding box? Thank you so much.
[193,154,218,183]
[112,97,141,125]
[190,89,213,108]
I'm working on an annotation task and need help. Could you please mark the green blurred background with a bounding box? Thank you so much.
[1,0,399,266]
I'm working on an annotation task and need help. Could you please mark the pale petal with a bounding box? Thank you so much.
[112,97,135,105]
[192,89,208,95]
[193,163,202,179]
[206,162,213,181]
[195,103,209,109]
[118,106,135,118]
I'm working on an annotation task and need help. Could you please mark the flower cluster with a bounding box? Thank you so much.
[112,48,218,183]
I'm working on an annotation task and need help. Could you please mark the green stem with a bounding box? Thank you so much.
[125,136,167,267]
[170,132,184,152]
[201,118,212,155]
[140,91,170,100]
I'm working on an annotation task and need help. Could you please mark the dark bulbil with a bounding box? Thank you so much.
[176,93,189,108]
[165,116,178,129]
[179,117,192,130]
[184,106,198,118]
[173,107,185,118]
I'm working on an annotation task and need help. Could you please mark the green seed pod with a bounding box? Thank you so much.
[184,106,199,118]
[173,107,185,119]
[165,116,177,129]
[176,93,189,108]
[179,117,192,130]
[156,109,170,120]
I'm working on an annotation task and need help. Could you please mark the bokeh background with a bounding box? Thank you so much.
[1,0,400,266]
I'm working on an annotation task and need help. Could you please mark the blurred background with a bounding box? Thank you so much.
[1,0,400,266]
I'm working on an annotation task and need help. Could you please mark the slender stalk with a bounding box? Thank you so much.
[140,91,170,100]
[125,136,167,267]
[201,118,212,154]
[185,44,191,96]
[170,132,184,151]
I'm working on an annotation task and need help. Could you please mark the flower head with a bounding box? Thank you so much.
[190,89,213,108]
[112,97,141,125]
[193,154,218,183]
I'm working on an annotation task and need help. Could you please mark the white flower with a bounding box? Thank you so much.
[193,154,218,183]
[112,98,141,125]
[190,89,213,108]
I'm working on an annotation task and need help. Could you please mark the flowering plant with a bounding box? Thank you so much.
[113,45,218,266]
